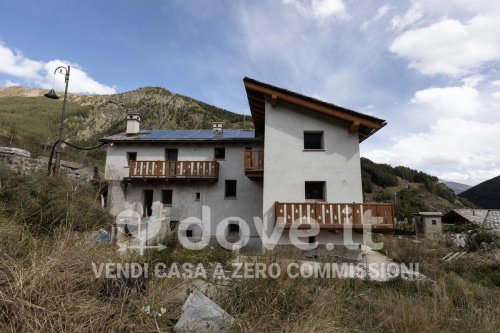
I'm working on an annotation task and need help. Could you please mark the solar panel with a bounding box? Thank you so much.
[103,129,258,141]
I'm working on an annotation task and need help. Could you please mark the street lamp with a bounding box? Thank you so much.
[44,65,70,176]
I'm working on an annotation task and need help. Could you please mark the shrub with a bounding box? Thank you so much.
[0,167,109,235]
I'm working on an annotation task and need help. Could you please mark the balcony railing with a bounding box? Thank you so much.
[244,148,264,179]
[275,202,395,232]
[128,160,219,180]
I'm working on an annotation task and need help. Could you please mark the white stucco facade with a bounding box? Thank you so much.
[104,142,263,247]
[261,99,364,246]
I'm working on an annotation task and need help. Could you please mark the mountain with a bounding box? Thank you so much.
[361,158,474,220]
[442,181,472,195]
[0,86,251,146]
[459,175,500,209]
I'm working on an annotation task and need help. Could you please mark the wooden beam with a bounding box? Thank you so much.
[348,121,360,133]
[271,94,278,107]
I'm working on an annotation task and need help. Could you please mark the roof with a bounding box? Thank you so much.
[243,77,387,142]
[443,209,500,234]
[416,212,442,216]
[101,129,261,143]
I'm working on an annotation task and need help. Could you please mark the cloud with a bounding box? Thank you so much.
[411,85,480,117]
[3,80,20,87]
[282,0,347,20]
[364,118,500,185]
[0,42,116,94]
[360,4,392,32]
[389,16,500,77]
[391,1,423,31]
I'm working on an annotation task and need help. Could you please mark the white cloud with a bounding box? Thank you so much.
[491,80,500,87]
[282,0,347,20]
[364,118,500,185]
[390,16,500,77]
[0,42,116,94]
[3,80,20,87]
[360,4,392,32]
[411,85,480,117]
[438,169,500,185]
[391,1,423,31]
[492,91,500,100]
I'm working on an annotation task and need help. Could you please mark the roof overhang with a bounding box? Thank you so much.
[243,77,387,142]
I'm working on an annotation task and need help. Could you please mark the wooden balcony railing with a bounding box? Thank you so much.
[128,160,219,180]
[275,202,395,232]
[244,148,264,179]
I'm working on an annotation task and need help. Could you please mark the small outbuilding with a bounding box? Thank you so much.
[413,212,442,238]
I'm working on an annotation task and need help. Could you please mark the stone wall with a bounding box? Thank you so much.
[0,152,97,180]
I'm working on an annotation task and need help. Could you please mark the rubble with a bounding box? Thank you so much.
[174,291,234,333]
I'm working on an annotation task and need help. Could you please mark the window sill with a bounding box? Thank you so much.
[303,149,325,152]
[224,197,237,200]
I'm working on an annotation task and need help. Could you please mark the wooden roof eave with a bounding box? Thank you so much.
[244,80,385,130]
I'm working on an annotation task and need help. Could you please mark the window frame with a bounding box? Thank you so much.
[224,180,237,199]
[126,152,137,166]
[165,148,178,161]
[305,181,326,201]
[303,131,324,150]
[161,189,173,206]
[214,147,226,160]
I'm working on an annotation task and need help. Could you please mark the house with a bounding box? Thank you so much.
[101,77,395,252]
[413,212,442,238]
[442,209,500,235]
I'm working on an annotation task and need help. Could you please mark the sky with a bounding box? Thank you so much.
[1,0,500,186]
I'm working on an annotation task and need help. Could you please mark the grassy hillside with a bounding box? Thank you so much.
[361,158,474,220]
[459,175,500,209]
[0,86,251,147]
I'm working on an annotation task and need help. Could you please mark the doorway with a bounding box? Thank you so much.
[142,190,154,217]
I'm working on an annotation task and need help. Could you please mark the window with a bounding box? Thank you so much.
[161,189,172,206]
[186,230,193,238]
[214,147,225,160]
[308,236,316,244]
[126,152,137,164]
[165,149,178,161]
[305,181,325,201]
[304,131,324,150]
[228,223,240,236]
[195,192,201,201]
[432,219,437,225]
[225,180,237,198]
[170,221,179,231]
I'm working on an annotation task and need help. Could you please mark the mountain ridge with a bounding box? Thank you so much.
[459,175,500,209]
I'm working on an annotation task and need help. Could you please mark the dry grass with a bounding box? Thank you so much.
[0,168,499,332]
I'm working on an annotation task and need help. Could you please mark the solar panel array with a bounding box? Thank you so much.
[103,129,257,141]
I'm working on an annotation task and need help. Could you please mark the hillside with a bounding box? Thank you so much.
[0,86,251,147]
[459,175,500,209]
[361,158,474,221]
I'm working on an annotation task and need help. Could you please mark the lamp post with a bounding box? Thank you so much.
[44,65,70,176]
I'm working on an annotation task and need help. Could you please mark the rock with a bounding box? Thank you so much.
[449,233,466,248]
[174,291,234,333]
[0,147,30,157]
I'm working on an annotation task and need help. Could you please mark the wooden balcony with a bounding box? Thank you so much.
[127,160,219,181]
[275,202,395,232]
[244,148,264,179]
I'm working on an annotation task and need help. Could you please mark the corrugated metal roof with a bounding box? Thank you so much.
[101,129,260,142]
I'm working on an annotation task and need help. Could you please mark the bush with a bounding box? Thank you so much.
[0,167,109,235]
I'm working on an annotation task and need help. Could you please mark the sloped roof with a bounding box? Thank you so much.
[243,77,387,142]
[444,209,500,234]
[101,129,260,143]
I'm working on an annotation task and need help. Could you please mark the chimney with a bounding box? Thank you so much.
[126,112,141,135]
[212,121,223,134]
